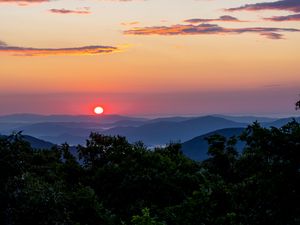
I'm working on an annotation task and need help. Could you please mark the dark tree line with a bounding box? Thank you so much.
[0,120,300,225]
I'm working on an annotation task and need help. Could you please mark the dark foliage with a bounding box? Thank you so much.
[296,100,300,110]
[0,121,299,225]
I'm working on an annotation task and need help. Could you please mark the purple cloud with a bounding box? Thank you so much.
[227,0,300,13]
[49,8,91,15]
[260,32,284,39]
[0,44,121,56]
[184,15,242,23]
[124,23,300,39]
[265,13,300,21]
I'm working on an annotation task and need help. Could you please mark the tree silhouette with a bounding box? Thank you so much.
[1,120,300,225]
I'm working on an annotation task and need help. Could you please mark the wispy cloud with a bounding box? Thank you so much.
[184,15,243,23]
[49,8,91,15]
[263,84,281,88]
[0,43,121,56]
[265,13,300,21]
[260,32,284,39]
[0,0,137,5]
[0,0,49,2]
[227,0,300,13]
[0,0,50,5]
[121,21,140,26]
[124,23,299,39]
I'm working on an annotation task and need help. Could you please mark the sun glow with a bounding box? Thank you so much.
[94,106,104,115]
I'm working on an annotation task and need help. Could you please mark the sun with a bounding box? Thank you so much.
[94,106,104,115]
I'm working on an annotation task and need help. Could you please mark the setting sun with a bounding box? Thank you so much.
[94,106,104,115]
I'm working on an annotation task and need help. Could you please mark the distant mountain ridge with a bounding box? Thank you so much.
[0,134,54,149]
[181,128,245,161]
[263,117,300,128]
[0,113,298,146]
[0,113,146,123]
[102,116,246,145]
[213,114,277,123]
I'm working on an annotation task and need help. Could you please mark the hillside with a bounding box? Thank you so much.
[103,116,246,145]
[0,134,54,149]
[181,127,245,161]
[1,114,299,146]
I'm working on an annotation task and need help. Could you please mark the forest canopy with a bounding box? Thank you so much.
[0,120,299,225]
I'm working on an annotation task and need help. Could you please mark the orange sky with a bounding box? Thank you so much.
[0,0,300,116]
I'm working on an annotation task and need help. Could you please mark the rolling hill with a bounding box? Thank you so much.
[103,116,246,145]
[1,114,298,146]
[181,128,245,161]
[0,134,54,149]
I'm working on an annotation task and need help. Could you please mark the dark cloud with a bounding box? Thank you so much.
[0,44,121,56]
[260,32,284,39]
[265,13,300,21]
[184,15,242,23]
[124,23,300,39]
[0,40,7,46]
[49,8,91,15]
[227,0,300,13]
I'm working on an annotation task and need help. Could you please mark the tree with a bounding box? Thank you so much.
[131,208,165,225]
[1,120,300,225]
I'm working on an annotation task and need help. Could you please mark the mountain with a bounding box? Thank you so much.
[2,114,298,147]
[23,135,55,149]
[0,114,149,142]
[0,134,54,149]
[181,128,245,161]
[263,117,300,128]
[0,115,247,145]
[0,122,28,132]
[6,122,104,145]
[214,115,277,123]
[0,113,147,124]
[14,122,104,137]
[103,116,247,145]
[40,134,87,146]
[107,119,148,128]
[145,116,194,124]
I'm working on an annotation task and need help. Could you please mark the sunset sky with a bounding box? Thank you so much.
[0,0,300,116]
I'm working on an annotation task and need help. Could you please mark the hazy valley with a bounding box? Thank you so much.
[1,113,299,161]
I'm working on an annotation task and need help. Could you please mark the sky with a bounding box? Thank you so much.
[0,0,300,116]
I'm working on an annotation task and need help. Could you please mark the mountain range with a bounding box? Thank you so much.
[181,127,245,161]
[1,113,299,161]
[0,113,299,147]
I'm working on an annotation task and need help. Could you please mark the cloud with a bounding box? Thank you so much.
[0,0,138,5]
[124,23,300,39]
[0,0,49,2]
[121,21,140,26]
[0,40,7,46]
[0,44,121,56]
[49,8,91,15]
[260,32,284,39]
[265,13,300,21]
[184,15,243,23]
[227,0,300,13]
[0,0,50,5]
